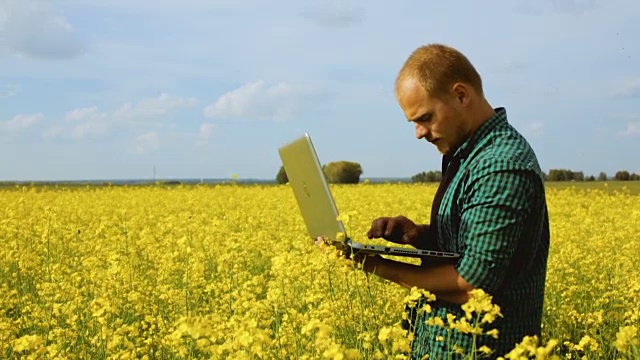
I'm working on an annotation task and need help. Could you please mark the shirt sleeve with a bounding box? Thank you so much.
[454,158,541,295]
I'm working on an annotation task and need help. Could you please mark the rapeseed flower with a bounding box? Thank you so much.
[0,183,637,359]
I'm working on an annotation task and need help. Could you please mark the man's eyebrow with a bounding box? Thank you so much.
[408,112,432,123]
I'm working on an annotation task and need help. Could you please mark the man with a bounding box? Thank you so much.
[328,44,550,359]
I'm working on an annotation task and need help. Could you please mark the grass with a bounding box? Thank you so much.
[1,183,638,359]
[544,181,640,195]
[3,179,640,195]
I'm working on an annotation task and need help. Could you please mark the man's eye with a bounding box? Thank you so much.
[409,114,432,123]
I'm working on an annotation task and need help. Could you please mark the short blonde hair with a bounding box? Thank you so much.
[395,43,484,99]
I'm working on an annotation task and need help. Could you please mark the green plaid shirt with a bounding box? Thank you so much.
[410,107,550,359]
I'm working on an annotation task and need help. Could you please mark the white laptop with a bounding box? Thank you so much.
[277,132,460,260]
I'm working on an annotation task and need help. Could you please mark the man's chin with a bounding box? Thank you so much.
[434,142,448,154]
[425,139,450,155]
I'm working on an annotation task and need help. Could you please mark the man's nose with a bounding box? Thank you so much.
[415,123,429,140]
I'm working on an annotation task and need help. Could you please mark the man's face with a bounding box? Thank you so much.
[396,78,469,155]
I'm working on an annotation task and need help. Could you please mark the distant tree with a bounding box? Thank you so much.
[615,170,631,181]
[598,172,607,181]
[630,173,640,181]
[276,165,288,184]
[412,170,442,183]
[412,172,428,183]
[547,169,566,181]
[547,169,585,181]
[586,175,595,181]
[322,161,363,184]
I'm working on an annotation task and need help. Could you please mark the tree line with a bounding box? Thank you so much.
[276,162,639,184]
[537,169,639,182]
[276,161,363,184]
[412,169,640,182]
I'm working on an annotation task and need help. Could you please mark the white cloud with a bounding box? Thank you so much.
[0,84,19,98]
[65,106,103,122]
[63,0,260,10]
[199,123,216,140]
[300,0,365,27]
[497,58,529,72]
[203,80,296,121]
[44,93,197,140]
[527,121,544,136]
[132,132,159,154]
[56,106,109,139]
[70,121,109,139]
[514,0,600,15]
[612,78,640,98]
[194,122,217,147]
[618,122,640,137]
[3,113,44,131]
[0,0,84,59]
[113,92,198,122]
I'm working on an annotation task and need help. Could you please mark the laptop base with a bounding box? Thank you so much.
[347,239,460,260]
[319,237,460,261]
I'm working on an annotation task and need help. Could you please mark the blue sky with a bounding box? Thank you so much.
[1,0,638,181]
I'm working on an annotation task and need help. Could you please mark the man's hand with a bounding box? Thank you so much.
[315,236,350,259]
[352,252,383,273]
[367,215,429,248]
[315,236,472,303]
[315,236,379,267]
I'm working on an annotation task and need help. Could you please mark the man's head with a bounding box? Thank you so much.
[395,43,491,155]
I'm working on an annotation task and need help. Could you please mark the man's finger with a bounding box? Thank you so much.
[402,234,411,244]
[368,218,385,239]
[384,217,397,238]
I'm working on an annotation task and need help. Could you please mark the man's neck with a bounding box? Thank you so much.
[465,99,495,138]
[445,100,495,157]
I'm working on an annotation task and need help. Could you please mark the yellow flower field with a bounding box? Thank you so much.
[1,182,638,359]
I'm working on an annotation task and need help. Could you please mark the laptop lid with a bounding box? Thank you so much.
[278,133,347,242]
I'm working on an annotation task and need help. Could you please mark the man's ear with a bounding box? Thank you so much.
[451,83,470,106]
